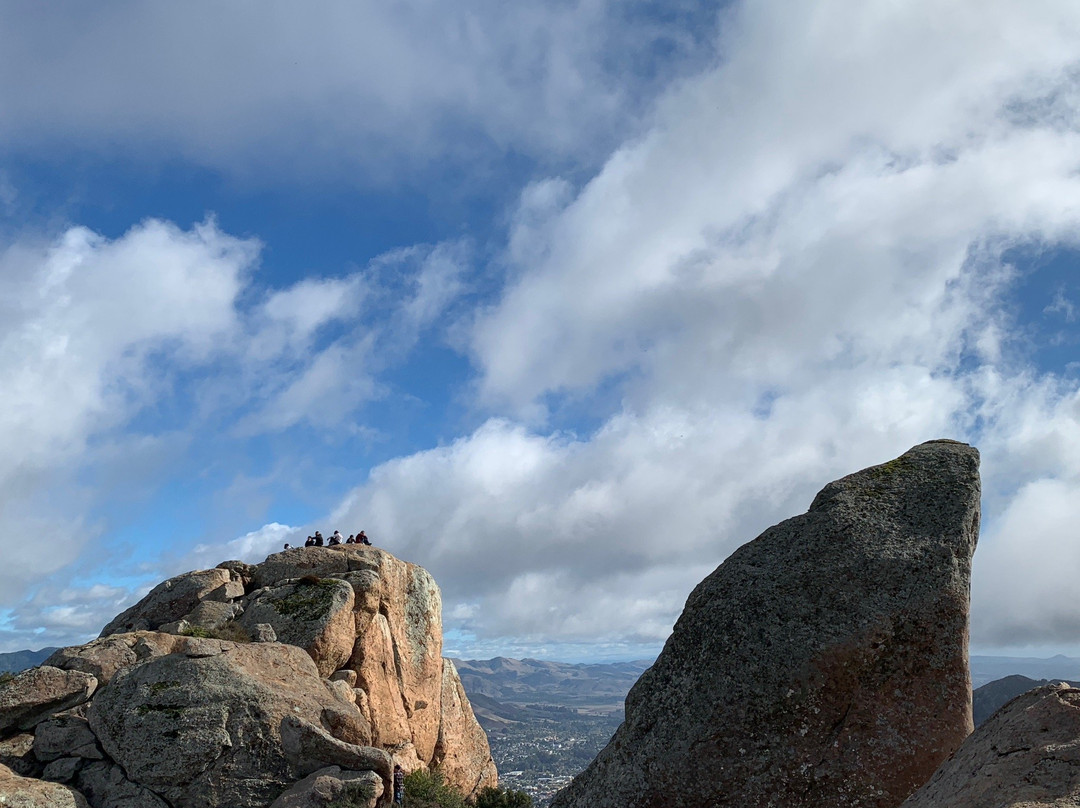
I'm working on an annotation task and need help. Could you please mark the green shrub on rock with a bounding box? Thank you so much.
[404,769,467,808]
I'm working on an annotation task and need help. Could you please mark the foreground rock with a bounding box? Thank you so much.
[87,641,372,808]
[552,440,981,808]
[0,667,97,735]
[903,683,1080,807]
[0,761,90,807]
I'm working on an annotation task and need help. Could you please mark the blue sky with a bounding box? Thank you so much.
[2,0,1080,663]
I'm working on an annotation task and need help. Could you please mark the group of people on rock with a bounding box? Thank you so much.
[283,530,372,551]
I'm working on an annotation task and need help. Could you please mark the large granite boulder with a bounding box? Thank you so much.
[903,682,1080,807]
[73,760,171,808]
[0,760,90,807]
[86,641,373,808]
[238,578,355,677]
[551,440,981,808]
[33,714,103,762]
[99,568,234,636]
[269,765,382,808]
[341,551,444,766]
[432,660,498,798]
[0,667,97,736]
[43,631,184,686]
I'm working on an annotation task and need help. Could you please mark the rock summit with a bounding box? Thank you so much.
[0,545,497,808]
[551,440,981,808]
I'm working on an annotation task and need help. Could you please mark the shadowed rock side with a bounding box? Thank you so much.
[0,545,495,808]
[902,683,1080,807]
[551,440,981,808]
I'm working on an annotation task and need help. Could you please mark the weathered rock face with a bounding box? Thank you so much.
[433,660,499,796]
[99,568,234,636]
[0,760,90,807]
[0,667,97,735]
[552,440,981,808]
[86,641,371,808]
[238,578,356,678]
[1,544,495,808]
[903,683,1080,807]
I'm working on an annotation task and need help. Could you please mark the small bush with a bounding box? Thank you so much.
[404,769,467,808]
[470,786,533,808]
[0,671,14,686]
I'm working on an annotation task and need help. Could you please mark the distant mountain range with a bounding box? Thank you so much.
[970,654,1080,687]
[450,657,652,713]
[0,647,57,673]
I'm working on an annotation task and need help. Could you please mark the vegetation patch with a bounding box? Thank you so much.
[0,671,14,687]
[402,770,532,808]
[271,578,341,621]
[147,680,180,695]
[180,620,251,643]
[136,703,184,720]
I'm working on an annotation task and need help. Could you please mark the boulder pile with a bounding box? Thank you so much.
[0,545,496,808]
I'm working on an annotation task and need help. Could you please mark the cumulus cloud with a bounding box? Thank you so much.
[0,2,716,180]
[319,0,1080,655]
[0,221,470,650]
[0,219,254,607]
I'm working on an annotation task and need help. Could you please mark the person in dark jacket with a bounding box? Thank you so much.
[393,764,405,804]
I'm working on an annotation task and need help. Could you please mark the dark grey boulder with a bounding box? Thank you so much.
[551,440,981,808]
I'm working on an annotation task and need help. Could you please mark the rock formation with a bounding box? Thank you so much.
[0,545,496,808]
[551,439,981,808]
[903,683,1080,807]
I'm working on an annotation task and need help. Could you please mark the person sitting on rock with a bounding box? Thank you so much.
[283,543,291,550]
[357,530,372,546]
[304,535,315,547]
[329,530,343,545]
[314,531,324,546]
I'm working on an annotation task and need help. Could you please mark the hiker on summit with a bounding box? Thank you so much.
[314,531,324,546]
[329,530,343,546]
[304,535,315,547]
[346,534,355,544]
[357,530,372,546]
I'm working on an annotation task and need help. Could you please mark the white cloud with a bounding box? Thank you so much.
[0,220,470,632]
[0,219,254,604]
[0,2,715,180]
[322,0,1080,654]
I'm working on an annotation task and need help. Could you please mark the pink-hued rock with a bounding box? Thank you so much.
[0,667,97,736]
[32,544,495,806]
[0,761,90,807]
[903,683,1080,807]
[433,660,498,799]
[87,641,371,808]
[238,578,356,677]
[99,568,233,636]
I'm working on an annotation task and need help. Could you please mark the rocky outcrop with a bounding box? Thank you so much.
[0,545,495,808]
[0,760,90,807]
[552,440,981,808]
[433,660,499,795]
[238,578,356,678]
[903,683,1080,807]
[86,642,371,808]
[0,667,97,735]
[269,766,382,808]
[99,568,235,636]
